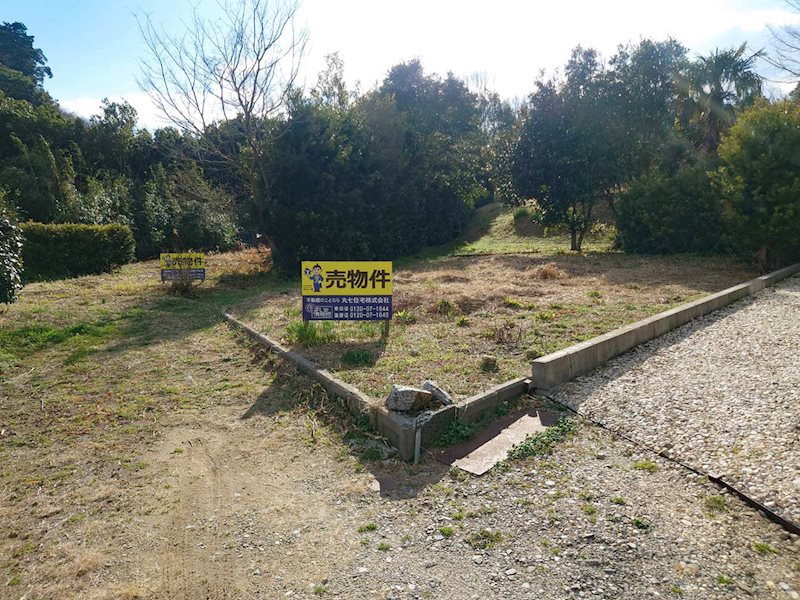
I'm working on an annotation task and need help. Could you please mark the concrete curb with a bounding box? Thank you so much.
[531,263,800,390]
[223,312,418,460]
[222,311,534,461]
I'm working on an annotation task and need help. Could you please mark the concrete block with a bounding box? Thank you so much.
[456,377,529,424]
[375,409,416,462]
[420,404,457,447]
[458,390,499,424]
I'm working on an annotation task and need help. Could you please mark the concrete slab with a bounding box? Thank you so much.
[452,413,547,475]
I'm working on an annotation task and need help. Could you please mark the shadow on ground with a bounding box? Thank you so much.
[237,352,453,499]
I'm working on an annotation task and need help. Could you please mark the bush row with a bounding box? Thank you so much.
[0,208,23,303]
[616,100,800,269]
[20,222,135,281]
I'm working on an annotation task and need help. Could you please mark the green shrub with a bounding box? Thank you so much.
[616,161,722,254]
[0,205,23,303]
[718,99,800,269]
[513,207,530,221]
[20,222,135,281]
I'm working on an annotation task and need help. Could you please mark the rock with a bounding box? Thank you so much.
[421,380,453,405]
[393,485,417,499]
[385,385,433,412]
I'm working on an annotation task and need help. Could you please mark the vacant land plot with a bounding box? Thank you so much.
[5,211,789,599]
[234,251,754,401]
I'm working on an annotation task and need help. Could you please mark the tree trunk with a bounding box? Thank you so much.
[570,229,578,251]
[576,227,586,253]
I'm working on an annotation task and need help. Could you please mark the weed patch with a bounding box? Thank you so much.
[466,529,504,549]
[341,349,374,367]
[286,321,338,347]
[633,459,658,473]
[508,417,575,460]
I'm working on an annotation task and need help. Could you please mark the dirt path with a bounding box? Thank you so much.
[114,407,365,599]
[82,393,800,600]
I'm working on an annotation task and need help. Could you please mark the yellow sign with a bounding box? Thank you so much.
[301,261,393,296]
[160,253,205,269]
[160,253,205,282]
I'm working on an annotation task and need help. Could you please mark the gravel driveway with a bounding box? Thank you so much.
[554,275,800,527]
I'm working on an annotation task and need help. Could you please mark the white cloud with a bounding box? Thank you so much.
[58,91,170,131]
[298,0,800,100]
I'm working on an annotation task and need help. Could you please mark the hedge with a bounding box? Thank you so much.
[0,209,23,303]
[21,222,136,281]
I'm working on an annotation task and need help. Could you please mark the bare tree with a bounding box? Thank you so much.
[137,0,308,233]
[767,0,800,81]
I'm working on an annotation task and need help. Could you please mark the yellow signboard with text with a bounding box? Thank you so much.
[301,261,393,296]
[301,261,393,321]
[160,253,205,282]
[160,253,205,270]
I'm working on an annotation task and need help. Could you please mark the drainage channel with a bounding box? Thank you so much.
[536,392,800,537]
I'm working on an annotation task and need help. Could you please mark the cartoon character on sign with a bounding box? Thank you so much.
[305,264,324,292]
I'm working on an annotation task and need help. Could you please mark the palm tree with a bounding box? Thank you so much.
[683,43,764,151]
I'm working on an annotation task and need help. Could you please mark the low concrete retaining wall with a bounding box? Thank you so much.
[226,264,799,460]
[223,312,418,460]
[223,312,534,461]
[531,263,800,391]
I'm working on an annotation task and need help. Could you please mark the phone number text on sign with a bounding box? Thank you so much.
[301,261,393,321]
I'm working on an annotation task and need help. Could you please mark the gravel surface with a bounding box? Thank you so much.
[554,275,800,527]
[321,425,800,600]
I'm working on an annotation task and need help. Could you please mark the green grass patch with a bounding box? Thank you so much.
[754,542,776,555]
[357,522,377,533]
[11,542,36,558]
[633,459,658,473]
[393,309,416,324]
[508,417,575,460]
[0,319,120,358]
[705,494,727,514]
[286,321,338,347]
[465,529,504,549]
[433,401,518,447]
[341,349,374,367]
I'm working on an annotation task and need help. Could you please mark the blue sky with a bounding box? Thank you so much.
[4,0,799,128]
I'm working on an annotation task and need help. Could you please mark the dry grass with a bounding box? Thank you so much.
[532,262,566,280]
[235,238,755,402]
[0,249,279,596]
